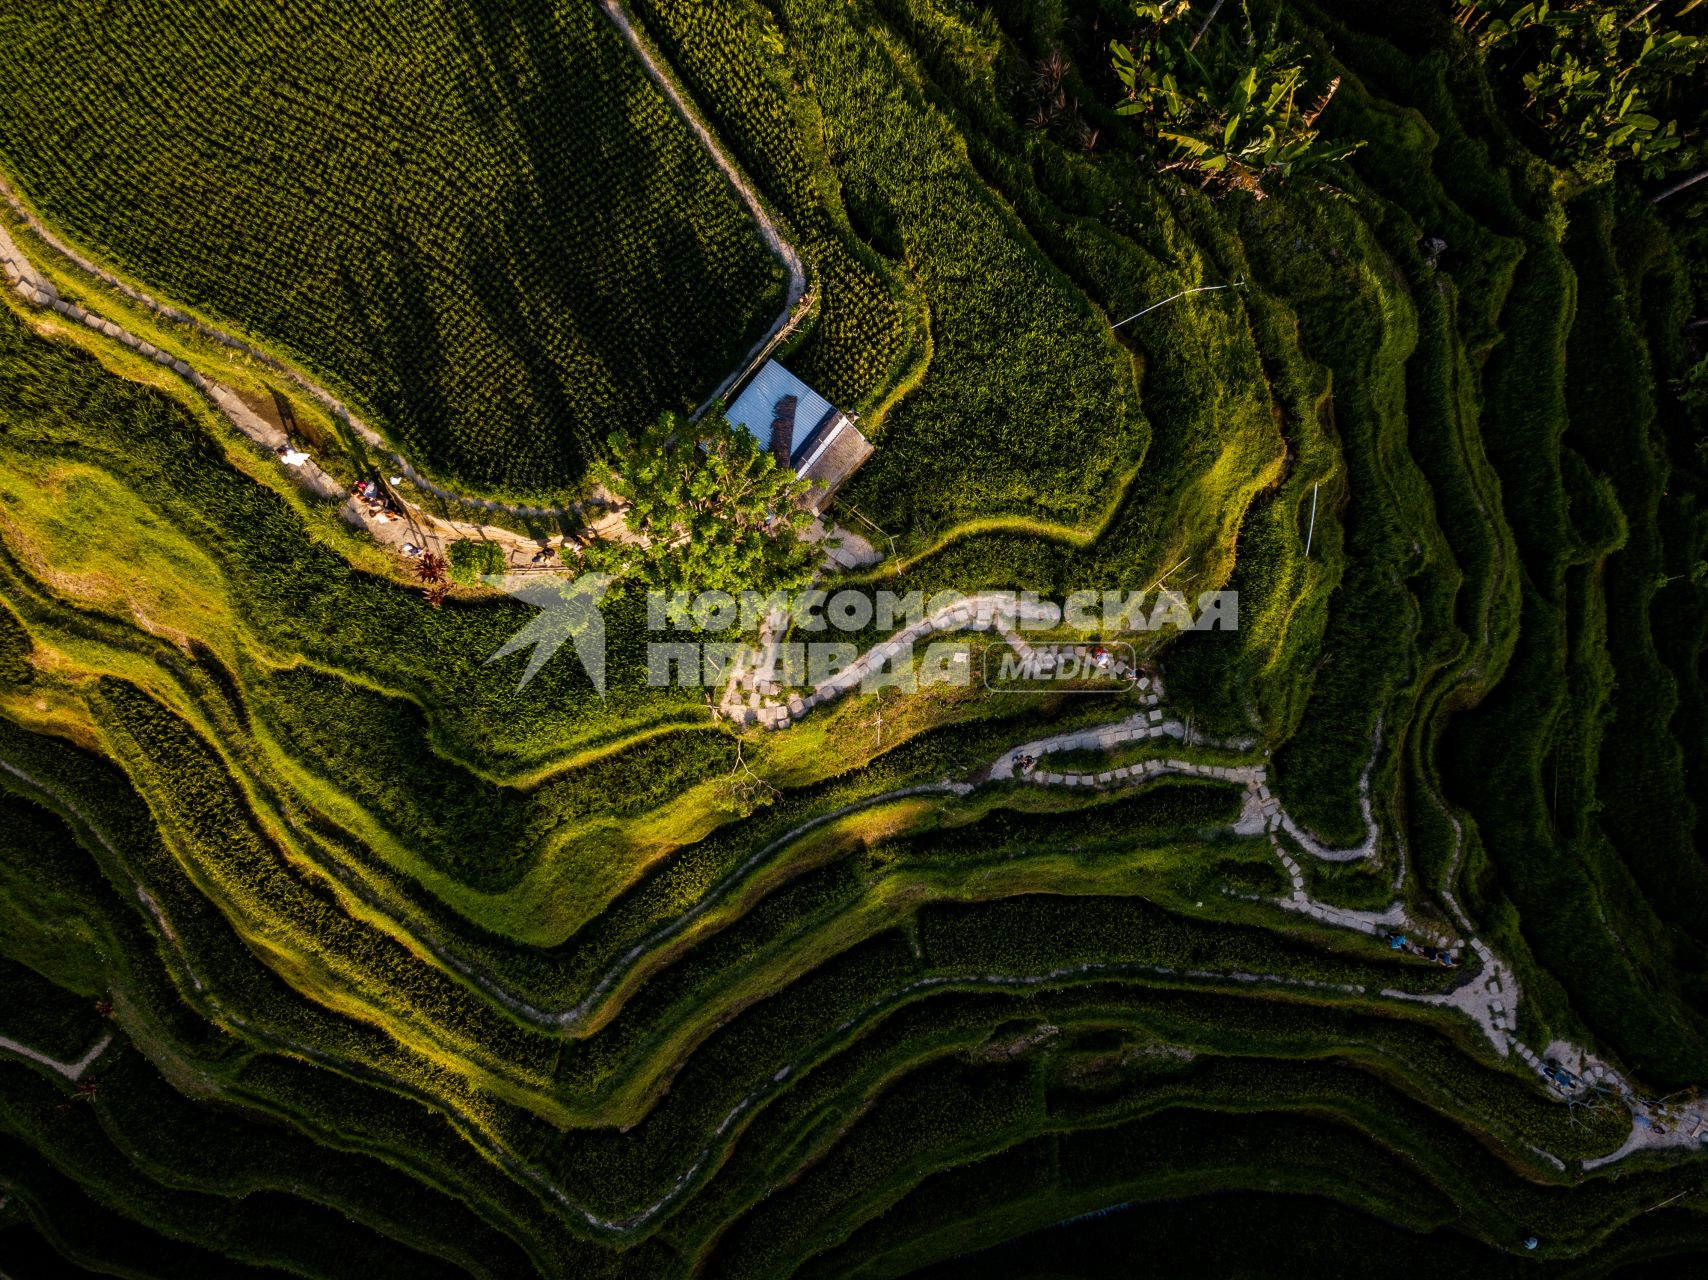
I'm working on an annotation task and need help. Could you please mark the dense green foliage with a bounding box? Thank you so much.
[0,0,787,496]
[446,538,507,586]
[1112,0,1363,197]
[632,0,921,411]
[1459,0,1706,182]
[585,412,818,596]
[0,0,1706,1276]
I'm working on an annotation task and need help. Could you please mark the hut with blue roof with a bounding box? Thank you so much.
[723,360,873,514]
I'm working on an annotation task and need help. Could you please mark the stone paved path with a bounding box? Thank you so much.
[717,601,1708,1166]
[721,592,1097,728]
[5,181,1701,1180]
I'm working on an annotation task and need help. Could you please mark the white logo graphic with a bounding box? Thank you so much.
[483,573,615,694]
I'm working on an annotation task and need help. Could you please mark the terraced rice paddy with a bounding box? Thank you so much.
[0,0,789,496]
[0,0,1705,1276]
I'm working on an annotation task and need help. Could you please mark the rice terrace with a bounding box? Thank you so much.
[1,0,1707,1276]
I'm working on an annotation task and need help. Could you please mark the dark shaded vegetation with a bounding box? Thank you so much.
[0,0,1705,1276]
[0,0,786,495]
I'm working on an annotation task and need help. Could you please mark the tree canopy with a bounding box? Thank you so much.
[582,411,820,600]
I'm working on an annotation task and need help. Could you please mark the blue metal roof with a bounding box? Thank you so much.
[724,360,837,462]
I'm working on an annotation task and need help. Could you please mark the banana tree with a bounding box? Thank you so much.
[1111,2,1362,198]
[1457,0,1705,182]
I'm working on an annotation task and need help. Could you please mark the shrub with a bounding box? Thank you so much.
[444,538,505,587]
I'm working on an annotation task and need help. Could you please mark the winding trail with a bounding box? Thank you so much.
[596,0,808,419]
[3,653,1699,1243]
[2,204,856,575]
[0,0,809,523]
[1,755,1386,1236]
[0,221,585,569]
[1,185,1699,1232]
[0,1030,110,1083]
[1276,721,1383,863]
[0,416,1690,1184]
[711,641,1704,1175]
[249,655,1388,1043]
